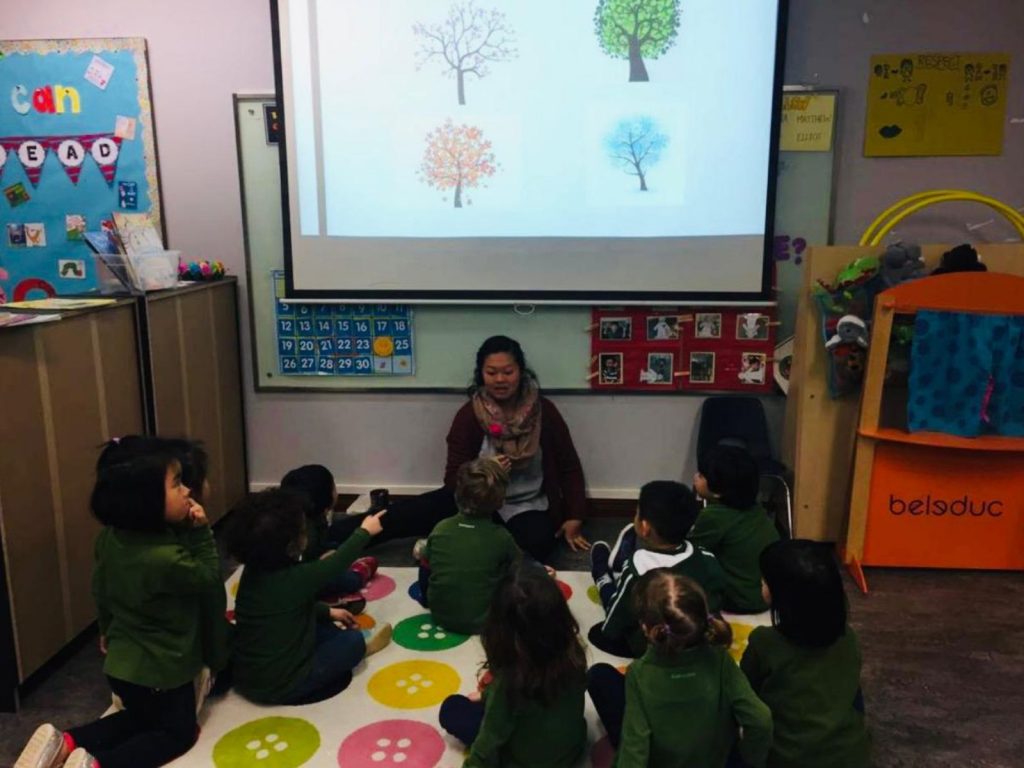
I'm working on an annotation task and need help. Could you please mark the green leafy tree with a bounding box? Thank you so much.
[594,0,681,82]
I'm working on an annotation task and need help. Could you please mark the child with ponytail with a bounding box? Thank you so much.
[588,570,773,767]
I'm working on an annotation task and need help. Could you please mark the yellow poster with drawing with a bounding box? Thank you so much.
[865,52,1009,157]
[780,92,837,152]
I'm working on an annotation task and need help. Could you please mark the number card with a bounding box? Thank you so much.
[272,271,415,377]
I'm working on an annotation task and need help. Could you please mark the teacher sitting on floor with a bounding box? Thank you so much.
[331,335,590,563]
[447,334,591,561]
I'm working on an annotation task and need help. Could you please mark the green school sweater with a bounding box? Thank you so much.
[301,512,330,562]
[689,502,779,612]
[740,626,870,768]
[424,513,519,634]
[233,528,370,703]
[616,645,772,768]
[92,525,221,690]
[465,671,587,768]
[602,541,727,656]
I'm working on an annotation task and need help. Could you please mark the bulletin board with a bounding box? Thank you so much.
[865,52,1009,157]
[0,38,161,301]
[589,307,776,392]
[236,90,836,391]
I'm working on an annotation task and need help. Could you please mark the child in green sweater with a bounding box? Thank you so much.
[588,571,773,768]
[280,463,379,606]
[590,481,726,657]
[226,488,391,705]
[741,540,870,768]
[691,445,780,612]
[438,562,588,767]
[417,458,520,634]
[16,436,223,768]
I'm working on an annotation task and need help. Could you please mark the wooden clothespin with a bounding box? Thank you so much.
[674,370,691,378]
[585,371,599,381]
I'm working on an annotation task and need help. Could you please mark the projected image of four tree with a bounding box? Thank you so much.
[414,0,682,207]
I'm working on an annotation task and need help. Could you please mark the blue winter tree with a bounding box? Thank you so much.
[605,117,668,191]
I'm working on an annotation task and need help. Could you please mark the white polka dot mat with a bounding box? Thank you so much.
[162,566,768,767]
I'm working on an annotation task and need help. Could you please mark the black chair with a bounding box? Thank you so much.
[696,396,793,536]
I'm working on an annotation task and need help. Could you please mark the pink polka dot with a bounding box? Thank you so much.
[556,580,573,601]
[590,735,615,768]
[342,573,396,603]
[337,719,444,768]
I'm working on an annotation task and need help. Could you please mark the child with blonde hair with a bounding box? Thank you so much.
[417,458,519,633]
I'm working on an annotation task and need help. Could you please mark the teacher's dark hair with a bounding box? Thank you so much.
[469,335,539,397]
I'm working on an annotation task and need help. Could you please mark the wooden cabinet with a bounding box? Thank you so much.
[146,281,247,524]
[0,279,247,709]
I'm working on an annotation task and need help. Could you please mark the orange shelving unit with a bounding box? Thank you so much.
[843,272,1024,592]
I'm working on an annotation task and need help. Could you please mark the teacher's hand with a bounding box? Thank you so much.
[556,519,591,551]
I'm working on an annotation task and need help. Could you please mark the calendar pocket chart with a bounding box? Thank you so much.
[273,271,415,377]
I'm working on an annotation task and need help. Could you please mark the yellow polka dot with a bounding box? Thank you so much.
[373,336,395,356]
[727,621,755,663]
[367,660,460,709]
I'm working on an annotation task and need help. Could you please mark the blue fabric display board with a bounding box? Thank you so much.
[909,310,1024,437]
[0,38,161,300]
[273,271,415,376]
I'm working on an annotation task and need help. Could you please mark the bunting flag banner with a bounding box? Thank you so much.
[0,133,122,187]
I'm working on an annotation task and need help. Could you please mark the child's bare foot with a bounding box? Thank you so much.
[364,622,393,657]
[14,724,69,768]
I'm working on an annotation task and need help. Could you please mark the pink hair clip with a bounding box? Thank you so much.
[111,436,121,444]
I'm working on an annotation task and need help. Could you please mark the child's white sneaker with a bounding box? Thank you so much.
[63,748,99,768]
[14,723,68,768]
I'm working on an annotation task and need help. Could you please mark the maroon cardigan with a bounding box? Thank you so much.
[443,396,588,525]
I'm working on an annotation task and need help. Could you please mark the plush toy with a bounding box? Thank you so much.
[932,243,987,275]
[879,242,925,288]
[825,315,869,350]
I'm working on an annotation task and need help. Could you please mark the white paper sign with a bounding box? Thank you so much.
[84,55,115,89]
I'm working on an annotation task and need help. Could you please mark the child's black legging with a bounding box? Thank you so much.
[67,676,196,768]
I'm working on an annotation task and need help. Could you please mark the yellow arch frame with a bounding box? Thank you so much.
[860,190,1024,246]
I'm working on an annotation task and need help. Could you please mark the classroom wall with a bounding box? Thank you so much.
[9,1,1022,500]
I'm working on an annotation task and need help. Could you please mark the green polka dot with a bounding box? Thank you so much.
[213,717,319,768]
[587,585,602,605]
[393,613,470,651]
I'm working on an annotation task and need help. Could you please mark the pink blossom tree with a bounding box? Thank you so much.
[419,120,497,208]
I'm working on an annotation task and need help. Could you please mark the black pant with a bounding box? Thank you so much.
[68,677,197,768]
[330,486,559,563]
[588,623,641,659]
[438,694,485,746]
[587,663,625,748]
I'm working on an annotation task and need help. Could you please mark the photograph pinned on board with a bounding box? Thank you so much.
[599,352,623,385]
[4,182,30,208]
[118,181,138,210]
[25,223,46,247]
[66,214,86,240]
[738,353,767,385]
[647,315,680,340]
[6,223,26,247]
[736,312,770,340]
[647,352,674,384]
[599,317,632,341]
[695,312,722,339]
[689,351,716,384]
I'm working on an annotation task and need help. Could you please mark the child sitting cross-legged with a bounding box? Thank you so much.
[690,445,780,613]
[589,480,726,657]
[226,488,391,705]
[416,458,521,634]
